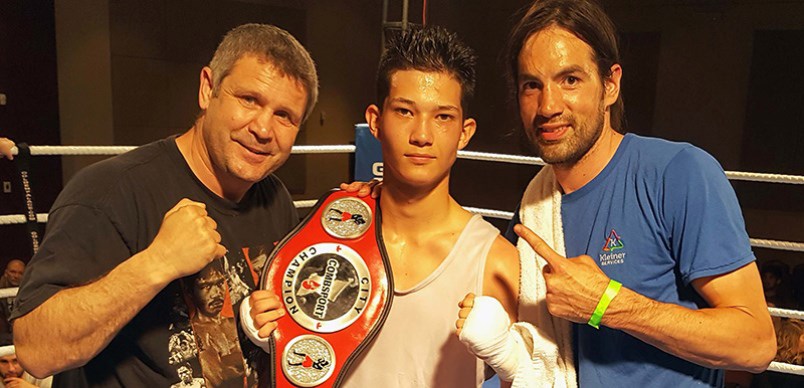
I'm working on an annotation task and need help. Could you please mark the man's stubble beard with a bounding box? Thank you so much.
[530,100,606,168]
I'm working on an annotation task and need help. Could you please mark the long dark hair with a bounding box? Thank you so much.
[505,0,625,132]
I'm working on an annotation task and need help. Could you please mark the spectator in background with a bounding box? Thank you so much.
[0,353,51,388]
[0,260,25,345]
[760,260,795,309]
[0,261,25,289]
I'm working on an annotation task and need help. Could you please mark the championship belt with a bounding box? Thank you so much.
[261,189,393,387]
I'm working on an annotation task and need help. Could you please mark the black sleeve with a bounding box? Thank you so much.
[11,203,132,319]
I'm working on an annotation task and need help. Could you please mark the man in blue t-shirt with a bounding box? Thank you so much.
[499,0,776,386]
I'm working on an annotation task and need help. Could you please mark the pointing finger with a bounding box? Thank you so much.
[514,224,567,272]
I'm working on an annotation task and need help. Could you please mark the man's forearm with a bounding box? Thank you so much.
[603,287,776,372]
[14,249,173,378]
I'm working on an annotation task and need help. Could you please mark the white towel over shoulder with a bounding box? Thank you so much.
[510,165,577,388]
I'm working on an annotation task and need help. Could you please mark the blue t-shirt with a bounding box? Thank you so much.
[506,134,754,387]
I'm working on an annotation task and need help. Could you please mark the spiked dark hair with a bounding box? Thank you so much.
[376,25,478,113]
[506,0,625,132]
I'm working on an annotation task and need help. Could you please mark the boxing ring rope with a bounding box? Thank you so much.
[5,145,359,157]
[769,362,804,376]
[8,145,804,185]
[769,307,804,321]
[2,144,804,376]
[0,214,49,225]
[2,211,804,254]
[0,288,19,300]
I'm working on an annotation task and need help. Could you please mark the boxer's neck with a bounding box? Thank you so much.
[379,175,474,290]
[379,175,468,240]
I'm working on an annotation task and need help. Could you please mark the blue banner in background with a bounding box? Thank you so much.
[354,123,383,181]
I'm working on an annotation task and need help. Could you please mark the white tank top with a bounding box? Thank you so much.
[342,215,499,387]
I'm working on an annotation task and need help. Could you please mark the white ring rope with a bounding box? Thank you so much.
[2,207,803,253]
[768,361,804,376]
[0,351,791,373]
[0,348,785,375]
[0,287,19,299]
[0,213,48,225]
[462,207,516,220]
[750,239,804,253]
[24,145,136,155]
[768,307,804,320]
[0,345,13,358]
[291,145,356,154]
[6,144,356,156]
[5,144,804,185]
[457,150,546,166]
[457,149,804,186]
[293,200,318,209]
[726,171,804,185]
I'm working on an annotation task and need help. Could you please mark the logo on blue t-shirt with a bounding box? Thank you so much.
[602,229,624,252]
[599,229,625,266]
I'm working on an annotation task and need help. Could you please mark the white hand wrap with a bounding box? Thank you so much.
[458,296,531,382]
[239,294,272,353]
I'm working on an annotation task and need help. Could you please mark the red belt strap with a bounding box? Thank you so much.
[261,189,393,387]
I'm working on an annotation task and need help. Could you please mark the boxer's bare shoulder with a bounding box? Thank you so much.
[483,235,520,321]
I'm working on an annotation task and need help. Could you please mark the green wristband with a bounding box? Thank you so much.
[588,279,622,329]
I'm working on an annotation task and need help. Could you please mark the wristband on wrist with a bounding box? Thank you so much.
[588,279,622,329]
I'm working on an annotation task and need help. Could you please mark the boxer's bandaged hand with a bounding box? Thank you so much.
[239,295,271,353]
[458,296,527,382]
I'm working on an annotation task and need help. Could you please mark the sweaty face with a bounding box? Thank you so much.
[0,355,22,379]
[517,26,608,166]
[369,70,473,189]
[193,267,226,317]
[200,54,307,192]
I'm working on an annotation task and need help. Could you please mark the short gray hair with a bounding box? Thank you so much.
[209,23,319,122]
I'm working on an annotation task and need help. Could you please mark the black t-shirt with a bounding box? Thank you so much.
[12,137,298,387]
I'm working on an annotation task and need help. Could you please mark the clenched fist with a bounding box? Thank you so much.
[148,198,227,281]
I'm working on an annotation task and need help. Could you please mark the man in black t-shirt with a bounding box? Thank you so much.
[1,23,318,387]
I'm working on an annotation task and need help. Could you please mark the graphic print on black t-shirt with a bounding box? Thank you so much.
[173,244,273,388]
[233,245,274,382]
[167,289,206,387]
